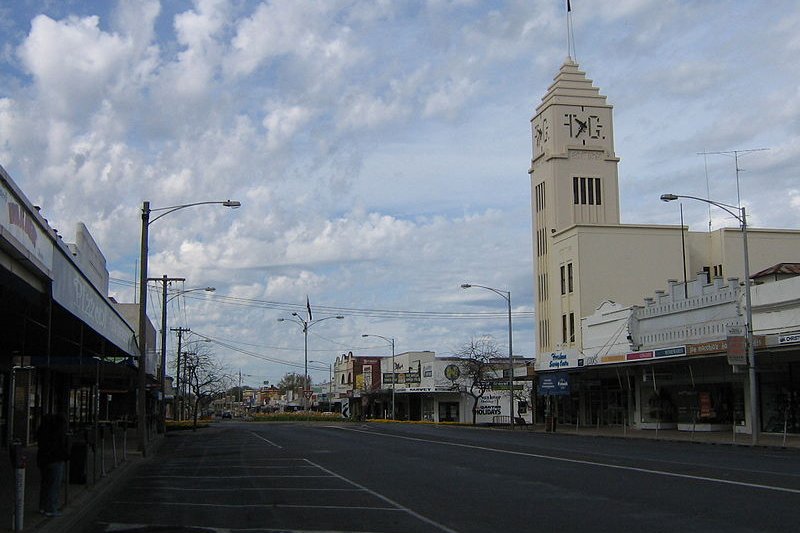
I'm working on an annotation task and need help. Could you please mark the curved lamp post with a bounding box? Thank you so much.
[461,283,515,429]
[660,193,757,445]
[137,199,240,455]
[361,334,396,419]
[277,313,344,410]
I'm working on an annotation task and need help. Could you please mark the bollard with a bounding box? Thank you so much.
[111,423,118,469]
[122,421,128,461]
[100,425,107,478]
[9,439,27,532]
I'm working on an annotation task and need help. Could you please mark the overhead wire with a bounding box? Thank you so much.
[110,276,535,321]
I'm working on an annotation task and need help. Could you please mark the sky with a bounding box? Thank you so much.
[1,0,799,388]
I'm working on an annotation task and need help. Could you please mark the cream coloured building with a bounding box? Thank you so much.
[529,58,800,368]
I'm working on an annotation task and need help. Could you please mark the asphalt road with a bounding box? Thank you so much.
[74,422,800,533]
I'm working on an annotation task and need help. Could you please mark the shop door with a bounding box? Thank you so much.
[438,402,459,422]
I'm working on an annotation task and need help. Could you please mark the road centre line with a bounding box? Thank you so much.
[304,459,462,533]
[250,431,283,448]
[331,426,800,495]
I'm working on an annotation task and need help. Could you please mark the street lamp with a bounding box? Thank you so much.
[137,199,240,455]
[277,313,344,409]
[361,334,396,419]
[660,193,757,445]
[156,285,215,426]
[461,283,515,429]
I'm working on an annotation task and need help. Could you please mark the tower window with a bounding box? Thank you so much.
[569,312,575,343]
[573,177,602,205]
[567,263,574,293]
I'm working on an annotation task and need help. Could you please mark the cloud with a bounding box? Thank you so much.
[17,14,148,119]
[2,0,799,384]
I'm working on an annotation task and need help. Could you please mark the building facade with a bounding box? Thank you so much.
[529,59,800,364]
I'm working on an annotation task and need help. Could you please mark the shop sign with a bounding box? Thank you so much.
[0,180,54,272]
[654,346,687,358]
[626,351,654,361]
[726,327,747,365]
[687,340,727,356]
[778,333,800,345]
[444,364,461,381]
[600,354,625,364]
[382,371,421,385]
[538,372,570,396]
[547,352,571,368]
[476,394,504,417]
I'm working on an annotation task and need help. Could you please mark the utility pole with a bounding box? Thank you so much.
[171,327,191,421]
[148,275,185,431]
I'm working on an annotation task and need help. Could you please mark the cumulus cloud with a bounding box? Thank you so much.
[1,0,798,383]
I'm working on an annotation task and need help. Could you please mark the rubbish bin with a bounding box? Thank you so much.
[545,415,556,433]
[69,441,88,484]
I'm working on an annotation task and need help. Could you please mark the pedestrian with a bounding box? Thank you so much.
[36,413,70,517]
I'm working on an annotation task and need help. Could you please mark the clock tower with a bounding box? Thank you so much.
[529,58,621,353]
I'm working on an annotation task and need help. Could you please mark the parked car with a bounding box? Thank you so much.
[221,411,232,419]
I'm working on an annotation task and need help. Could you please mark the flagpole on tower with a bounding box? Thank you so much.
[566,0,577,60]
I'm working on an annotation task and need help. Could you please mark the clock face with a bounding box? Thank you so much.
[563,108,605,145]
[534,117,550,148]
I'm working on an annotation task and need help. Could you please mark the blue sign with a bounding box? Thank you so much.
[538,372,571,396]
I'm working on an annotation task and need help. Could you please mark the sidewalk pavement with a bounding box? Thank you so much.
[2,421,797,531]
[521,422,800,449]
[1,424,161,533]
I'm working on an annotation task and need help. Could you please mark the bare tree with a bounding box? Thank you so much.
[184,349,233,430]
[455,336,503,425]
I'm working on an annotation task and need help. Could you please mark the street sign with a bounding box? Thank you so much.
[726,326,747,366]
[304,390,313,399]
[538,372,570,396]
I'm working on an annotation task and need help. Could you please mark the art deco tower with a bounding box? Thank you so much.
[529,58,621,354]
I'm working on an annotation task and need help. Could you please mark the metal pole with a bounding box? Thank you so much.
[160,276,168,430]
[507,291,514,430]
[741,207,758,445]
[303,322,308,410]
[391,338,396,420]
[137,202,150,455]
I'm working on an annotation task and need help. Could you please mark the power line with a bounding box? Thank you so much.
[110,277,536,320]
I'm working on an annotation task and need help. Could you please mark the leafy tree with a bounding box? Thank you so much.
[454,336,503,425]
[278,372,310,396]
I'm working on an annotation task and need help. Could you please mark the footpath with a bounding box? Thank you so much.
[1,422,797,531]
[1,424,161,533]
[521,422,800,449]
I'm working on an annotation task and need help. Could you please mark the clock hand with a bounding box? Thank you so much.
[575,118,587,135]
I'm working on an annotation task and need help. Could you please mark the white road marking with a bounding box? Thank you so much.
[305,459,462,533]
[111,500,402,511]
[126,486,363,492]
[331,426,800,495]
[249,431,283,448]
[136,474,335,479]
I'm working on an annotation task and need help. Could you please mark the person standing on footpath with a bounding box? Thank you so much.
[36,413,70,517]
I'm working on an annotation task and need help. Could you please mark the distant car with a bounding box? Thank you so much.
[221,411,232,419]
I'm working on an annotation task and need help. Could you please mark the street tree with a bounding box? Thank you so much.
[184,348,233,429]
[455,336,503,425]
[278,372,308,399]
